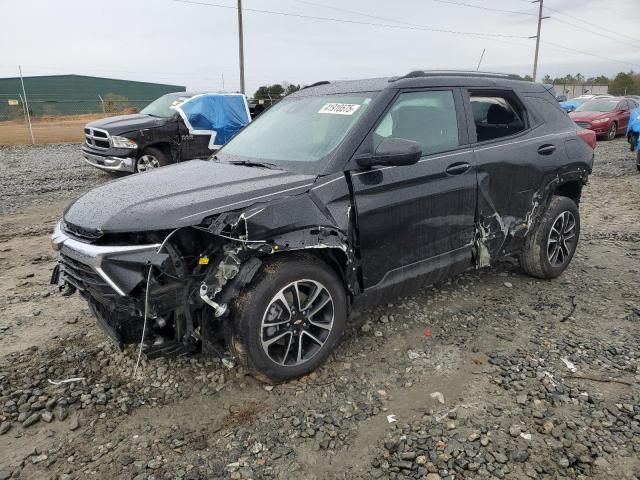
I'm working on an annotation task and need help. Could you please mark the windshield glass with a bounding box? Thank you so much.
[219,93,375,173]
[575,99,619,113]
[141,93,191,118]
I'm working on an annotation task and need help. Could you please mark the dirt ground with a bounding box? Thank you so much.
[0,140,639,480]
[0,114,112,146]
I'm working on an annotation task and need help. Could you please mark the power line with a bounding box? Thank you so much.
[428,0,536,17]
[285,0,536,56]
[541,40,639,69]
[548,16,640,50]
[543,4,640,44]
[292,0,639,71]
[514,0,640,45]
[173,0,530,39]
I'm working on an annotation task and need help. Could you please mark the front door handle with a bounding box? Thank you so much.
[445,162,471,175]
[537,144,556,155]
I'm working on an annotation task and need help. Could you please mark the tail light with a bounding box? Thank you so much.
[577,128,597,150]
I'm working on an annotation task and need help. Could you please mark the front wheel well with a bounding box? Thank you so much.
[140,143,174,163]
[266,248,356,295]
[553,181,583,205]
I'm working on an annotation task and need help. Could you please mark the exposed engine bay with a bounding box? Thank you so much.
[51,195,355,359]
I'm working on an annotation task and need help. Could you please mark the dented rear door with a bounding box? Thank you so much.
[464,88,553,259]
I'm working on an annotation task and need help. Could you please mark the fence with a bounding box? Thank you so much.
[551,84,609,100]
[0,94,156,146]
[0,94,278,146]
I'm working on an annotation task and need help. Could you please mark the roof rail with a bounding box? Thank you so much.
[302,81,331,90]
[391,70,524,82]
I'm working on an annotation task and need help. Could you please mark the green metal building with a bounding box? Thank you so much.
[0,74,185,120]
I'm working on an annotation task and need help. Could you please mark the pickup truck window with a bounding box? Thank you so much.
[373,90,459,155]
[220,93,374,173]
[470,93,526,142]
[141,93,190,118]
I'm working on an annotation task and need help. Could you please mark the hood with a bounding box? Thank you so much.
[63,160,316,233]
[569,111,611,122]
[86,114,168,135]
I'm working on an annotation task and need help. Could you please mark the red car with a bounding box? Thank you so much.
[569,97,639,141]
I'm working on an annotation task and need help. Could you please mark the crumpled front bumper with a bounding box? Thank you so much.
[51,221,161,296]
[82,148,136,173]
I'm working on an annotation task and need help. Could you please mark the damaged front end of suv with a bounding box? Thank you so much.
[51,164,357,360]
[52,87,378,382]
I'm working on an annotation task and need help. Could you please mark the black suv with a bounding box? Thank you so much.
[52,71,595,382]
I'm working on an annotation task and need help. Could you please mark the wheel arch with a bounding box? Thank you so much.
[265,247,358,297]
[140,142,175,163]
[553,180,583,205]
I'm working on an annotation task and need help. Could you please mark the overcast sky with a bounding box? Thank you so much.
[1,0,639,94]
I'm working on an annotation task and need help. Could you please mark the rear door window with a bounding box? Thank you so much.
[469,92,527,142]
[373,90,460,155]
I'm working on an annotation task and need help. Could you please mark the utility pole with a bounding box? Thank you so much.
[237,0,245,94]
[531,0,549,82]
[18,65,34,144]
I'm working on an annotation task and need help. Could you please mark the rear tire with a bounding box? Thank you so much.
[229,254,347,383]
[520,196,580,279]
[136,147,169,173]
[636,150,640,172]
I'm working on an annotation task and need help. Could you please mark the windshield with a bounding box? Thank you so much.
[575,99,619,113]
[141,93,191,118]
[218,93,375,173]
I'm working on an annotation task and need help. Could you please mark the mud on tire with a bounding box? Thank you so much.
[520,195,580,279]
[228,254,347,383]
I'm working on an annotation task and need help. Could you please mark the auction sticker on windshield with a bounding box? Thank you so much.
[318,103,361,115]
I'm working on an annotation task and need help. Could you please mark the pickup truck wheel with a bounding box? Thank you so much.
[229,255,347,383]
[136,147,169,173]
[520,195,580,279]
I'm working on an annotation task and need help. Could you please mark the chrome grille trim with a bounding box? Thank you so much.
[52,222,161,297]
[85,127,111,150]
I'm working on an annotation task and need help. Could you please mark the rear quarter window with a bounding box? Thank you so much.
[524,96,575,128]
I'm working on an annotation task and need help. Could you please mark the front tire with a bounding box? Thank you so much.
[520,196,580,279]
[229,255,347,383]
[136,147,169,173]
[606,122,617,141]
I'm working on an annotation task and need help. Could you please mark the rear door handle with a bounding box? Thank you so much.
[537,144,556,155]
[445,162,471,175]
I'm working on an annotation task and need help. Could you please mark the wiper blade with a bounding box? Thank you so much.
[227,160,279,169]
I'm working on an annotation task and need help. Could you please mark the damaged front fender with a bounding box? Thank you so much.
[197,174,360,318]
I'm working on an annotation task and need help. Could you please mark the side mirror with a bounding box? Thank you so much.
[358,137,422,168]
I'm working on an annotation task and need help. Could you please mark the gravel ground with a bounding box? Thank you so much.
[0,143,107,215]
[0,139,639,480]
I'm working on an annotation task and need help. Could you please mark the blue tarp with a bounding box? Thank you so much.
[559,100,578,112]
[173,93,251,149]
[627,107,640,152]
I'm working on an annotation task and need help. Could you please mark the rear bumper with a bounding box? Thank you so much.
[82,149,136,173]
